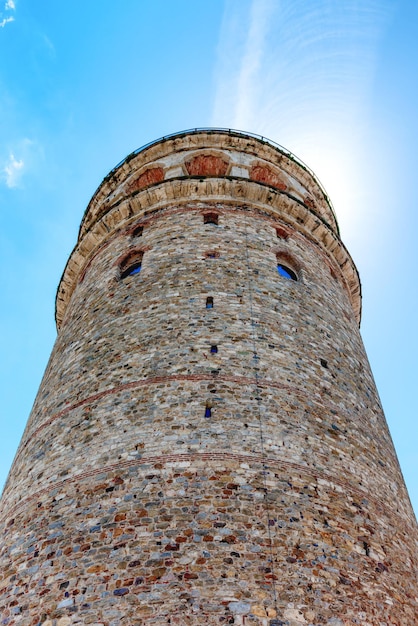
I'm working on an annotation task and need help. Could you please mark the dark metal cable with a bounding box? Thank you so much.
[243,224,279,615]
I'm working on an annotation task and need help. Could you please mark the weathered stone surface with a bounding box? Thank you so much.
[0,129,417,625]
[250,164,287,191]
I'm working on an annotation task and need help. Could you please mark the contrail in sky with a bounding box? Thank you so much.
[212,0,392,236]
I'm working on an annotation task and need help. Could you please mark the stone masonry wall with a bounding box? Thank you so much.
[0,131,417,626]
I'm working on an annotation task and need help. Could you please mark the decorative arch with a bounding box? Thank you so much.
[185,152,229,177]
[250,164,287,191]
[126,167,164,194]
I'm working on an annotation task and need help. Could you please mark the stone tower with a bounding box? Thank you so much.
[0,129,417,626]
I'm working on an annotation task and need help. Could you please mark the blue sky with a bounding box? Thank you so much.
[0,0,417,515]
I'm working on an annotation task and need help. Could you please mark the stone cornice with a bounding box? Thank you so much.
[56,177,361,329]
[78,130,339,239]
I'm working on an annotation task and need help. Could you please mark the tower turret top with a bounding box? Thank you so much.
[56,128,361,328]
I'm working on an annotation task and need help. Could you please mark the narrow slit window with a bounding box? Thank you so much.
[204,213,219,225]
[210,345,218,354]
[204,404,212,418]
[277,263,297,281]
[206,297,214,309]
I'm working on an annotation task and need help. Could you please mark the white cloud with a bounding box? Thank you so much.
[1,139,44,188]
[0,15,13,27]
[233,0,276,129]
[1,0,15,27]
[3,153,24,188]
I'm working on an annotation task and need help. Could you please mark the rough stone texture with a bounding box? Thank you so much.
[0,130,417,625]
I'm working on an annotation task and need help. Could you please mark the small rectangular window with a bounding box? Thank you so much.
[210,345,218,354]
[204,213,219,225]
[206,297,214,309]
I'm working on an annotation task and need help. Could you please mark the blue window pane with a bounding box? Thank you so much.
[205,406,212,418]
[121,262,142,279]
[128,263,141,276]
[210,345,218,354]
[277,264,297,281]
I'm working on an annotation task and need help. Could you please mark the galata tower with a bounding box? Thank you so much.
[0,129,417,626]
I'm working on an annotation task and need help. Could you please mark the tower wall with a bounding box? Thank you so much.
[1,130,417,625]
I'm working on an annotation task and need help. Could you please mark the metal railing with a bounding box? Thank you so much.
[94,127,337,226]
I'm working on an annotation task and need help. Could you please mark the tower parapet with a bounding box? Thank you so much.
[56,129,360,328]
[1,129,416,625]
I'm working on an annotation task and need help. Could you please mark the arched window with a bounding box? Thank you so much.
[277,263,297,281]
[120,251,144,280]
[276,253,299,281]
[206,296,214,309]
